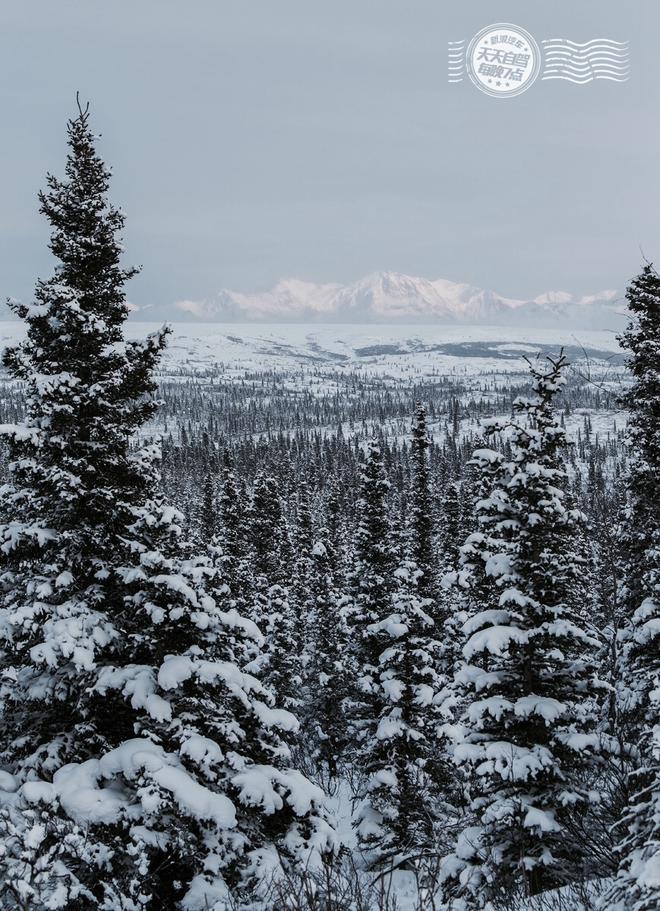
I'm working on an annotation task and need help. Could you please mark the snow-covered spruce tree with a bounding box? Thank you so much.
[249,471,287,589]
[254,584,304,715]
[205,456,259,669]
[0,104,331,910]
[431,477,467,688]
[354,559,449,867]
[349,440,448,865]
[606,264,660,911]
[215,451,248,603]
[303,536,351,776]
[409,403,436,600]
[439,480,462,574]
[441,353,603,906]
[349,438,398,717]
[409,404,462,734]
[246,471,303,717]
[292,479,315,660]
[199,470,219,544]
[324,477,345,571]
[296,479,315,559]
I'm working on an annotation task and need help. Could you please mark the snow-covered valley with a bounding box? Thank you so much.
[136,321,623,380]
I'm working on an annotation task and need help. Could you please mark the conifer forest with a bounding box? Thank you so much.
[0,107,659,911]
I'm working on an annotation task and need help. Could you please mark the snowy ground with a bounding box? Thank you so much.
[130,321,623,381]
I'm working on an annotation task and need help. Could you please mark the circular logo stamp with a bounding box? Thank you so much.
[466,23,540,97]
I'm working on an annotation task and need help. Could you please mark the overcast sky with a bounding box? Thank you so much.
[0,1,658,318]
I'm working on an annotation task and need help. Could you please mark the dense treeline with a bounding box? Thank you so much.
[158,395,625,551]
[0,106,657,911]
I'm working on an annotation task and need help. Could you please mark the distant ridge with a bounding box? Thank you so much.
[175,272,625,328]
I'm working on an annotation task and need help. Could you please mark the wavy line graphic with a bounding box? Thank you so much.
[447,40,465,82]
[541,38,629,81]
[541,38,628,45]
[543,56,629,62]
[543,51,629,59]
[543,45,629,52]
[543,63,630,72]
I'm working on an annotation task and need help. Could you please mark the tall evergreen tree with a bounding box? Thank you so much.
[292,478,315,657]
[246,471,302,715]
[441,354,603,906]
[354,560,448,867]
[216,451,247,599]
[439,479,462,573]
[350,440,448,864]
[350,439,398,695]
[255,584,303,715]
[296,479,315,557]
[324,477,344,571]
[607,264,660,911]
[0,103,331,910]
[409,403,435,600]
[249,471,286,588]
[304,536,351,775]
[199,470,218,544]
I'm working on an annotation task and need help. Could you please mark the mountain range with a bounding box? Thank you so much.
[175,272,625,328]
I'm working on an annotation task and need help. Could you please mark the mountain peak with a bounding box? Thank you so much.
[175,273,624,327]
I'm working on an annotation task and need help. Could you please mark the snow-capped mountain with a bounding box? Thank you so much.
[175,271,624,327]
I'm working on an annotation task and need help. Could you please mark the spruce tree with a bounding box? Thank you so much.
[199,470,218,544]
[607,264,660,911]
[249,471,286,588]
[350,438,398,699]
[439,479,462,573]
[324,477,344,571]
[246,471,302,716]
[409,403,436,600]
[254,584,303,715]
[292,478,315,659]
[304,536,351,775]
[442,354,602,906]
[296,479,315,557]
[354,560,448,867]
[216,451,247,600]
[350,440,447,864]
[0,103,331,910]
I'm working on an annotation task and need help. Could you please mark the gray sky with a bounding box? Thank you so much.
[0,0,658,318]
